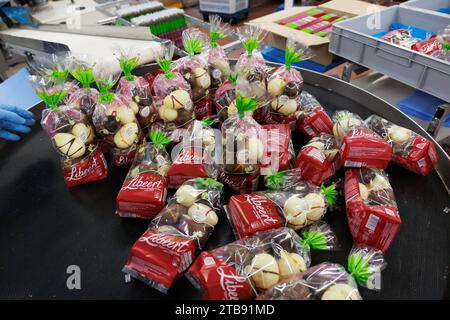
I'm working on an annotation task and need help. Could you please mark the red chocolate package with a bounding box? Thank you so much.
[294,133,341,185]
[219,96,263,194]
[171,28,213,120]
[116,48,157,130]
[29,76,108,187]
[365,115,437,176]
[226,181,337,238]
[123,178,223,293]
[186,228,310,300]
[381,29,419,49]
[296,91,333,139]
[344,168,401,252]
[166,120,218,188]
[412,36,443,56]
[116,131,172,219]
[153,44,195,131]
[92,62,144,166]
[261,38,314,126]
[333,111,391,169]
[260,123,295,173]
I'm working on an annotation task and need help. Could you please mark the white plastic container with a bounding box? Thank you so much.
[199,0,248,15]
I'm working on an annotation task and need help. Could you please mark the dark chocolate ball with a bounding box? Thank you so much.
[181,67,196,88]
[104,115,120,133]
[368,189,395,207]
[166,86,179,95]
[247,70,263,83]
[283,82,302,98]
[158,204,186,226]
[359,169,376,185]
[80,95,95,116]
[176,108,194,126]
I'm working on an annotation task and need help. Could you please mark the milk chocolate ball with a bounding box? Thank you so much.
[163,89,192,110]
[188,203,218,226]
[54,133,86,159]
[193,67,211,89]
[283,82,302,98]
[176,185,200,207]
[71,123,94,144]
[158,204,185,225]
[388,125,411,145]
[333,117,363,140]
[159,105,178,122]
[246,253,280,290]
[277,250,307,280]
[113,123,139,149]
[304,193,326,222]
[268,78,286,96]
[321,283,361,300]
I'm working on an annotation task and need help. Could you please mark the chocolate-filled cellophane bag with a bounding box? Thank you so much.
[172,28,213,120]
[92,62,144,166]
[122,178,223,293]
[116,48,156,131]
[166,119,219,188]
[29,76,108,187]
[214,72,238,121]
[186,227,310,300]
[432,27,450,61]
[226,180,337,238]
[204,15,231,90]
[344,168,401,252]
[259,123,295,174]
[219,96,264,194]
[296,91,334,139]
[257,245,385,300]
[293,133,341,185]
[67,56,99,121]
[153,45,195,131]
[260,38,314,126]
[116,131,172,219]
[365,115,437,176]
[332,110,391,169]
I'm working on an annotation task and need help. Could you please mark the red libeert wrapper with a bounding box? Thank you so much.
[294,133,341,185]
[63,147,108,187]
[365,115,437,176]
[260,124,295,173]
[296,92,333,139]
[344,168,401,252]
[123,178,223,293]
[412,36,442,56]
[116,142,171,219]
[186,228,310,300]
[340,127,391,169]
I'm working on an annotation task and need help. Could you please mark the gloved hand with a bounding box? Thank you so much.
[0,105,35,141]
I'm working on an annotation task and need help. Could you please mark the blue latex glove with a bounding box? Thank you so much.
[0,105,35,141]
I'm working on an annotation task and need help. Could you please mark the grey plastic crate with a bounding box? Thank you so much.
[401,0,450,18]
[329,6,450,102]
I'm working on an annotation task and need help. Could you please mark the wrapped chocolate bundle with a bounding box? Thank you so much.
[296,91,334,139]
[259,123,295,174]
[186,228,310,300]
[432,26,450,61]
[226,181,337,238]
[381,29,419,49]
[219,95,264,194]
[67,56,99,121]
[333,110,391,169]
[92,62,143,166]
[153,45,195,130]
[171,28,212,120]
[205,15,231,90]
[344,168,401,252]
[365,115,437,176]
[166,119,218,188]
[293,133,341,185]
[30,76,108,187]
[257,245,385,300]
[261,38,314,125]
[116,131,171,219]
[122,178,223,293]
[116,48,156,130]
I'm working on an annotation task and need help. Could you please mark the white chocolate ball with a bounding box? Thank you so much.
[116,106,136,125]
[268,78,286,96]
[324,149,339,161]
[163,89,192,110]
[157,164,170,177]
[271,97,297,116]
[284,196,309,229]
[333,117,363,140]
[113,122,139,149]
[188,203,218,226]
[176,185,199,207]
[321,283,361,300]
[369,174,391,191]
[193,67,211,89]
[359,183,369,200]
[246,253,280,290]
[71,123,94,144]
[304,193,326,222]
[197,129,215,147]
[278,251,307,280]
[227,100,237,116]
[159,105,178,122]
[388,125,411,145]
[307,141,325,150]
[129,101,139,114]
[246,137,264,161]
[54,133,86,159]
